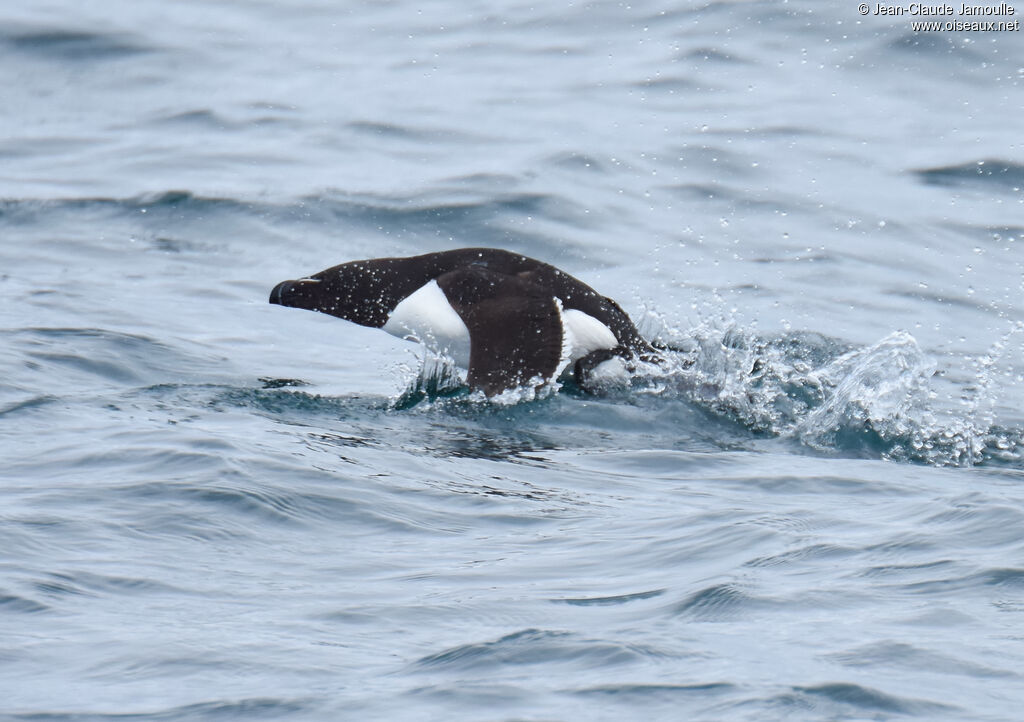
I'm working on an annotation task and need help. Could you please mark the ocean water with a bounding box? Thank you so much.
[3,0,1024,720]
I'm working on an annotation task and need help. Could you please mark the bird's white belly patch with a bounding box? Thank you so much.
[561,308,617,363]
[383,280,471,367]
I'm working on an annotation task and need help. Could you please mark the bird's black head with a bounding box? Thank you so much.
[270,257,427,328]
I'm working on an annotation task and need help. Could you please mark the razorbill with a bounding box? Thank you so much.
[269,248,657,395]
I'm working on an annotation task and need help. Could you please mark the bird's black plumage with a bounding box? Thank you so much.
[270,248,655,395]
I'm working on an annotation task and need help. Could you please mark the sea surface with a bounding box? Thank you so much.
[3,1,1024,720]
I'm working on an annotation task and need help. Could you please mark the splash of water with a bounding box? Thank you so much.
[653,319,1024,467]
[391,354,468,410]
[389,316,1023,468]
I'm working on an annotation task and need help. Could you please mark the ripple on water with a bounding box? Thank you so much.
[0,395,59,418]
[915,159,1024,193]
[782,683,960,717]
[896,566,1024,596]
[5,698,313,721]
[671,583,765,622]
[24,571,191,621]
[826,641,1019,679]
[0,593,51,614]
[2,26,154,61]
[10,327,221,388]
[555,588,666,607]
[571,681,735,698]
[743,543,856,569]
[412,628,665,672]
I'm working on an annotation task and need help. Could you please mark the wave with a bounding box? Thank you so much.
[391,320,1024,469]
[914,159,1024,193]
[1,26,154,61]
[4,698,311,721]
[0,190,578,259]
[11,319,1015,470]
[412,628,662,671]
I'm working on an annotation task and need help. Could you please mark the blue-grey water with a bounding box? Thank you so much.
[3,1,1024,720]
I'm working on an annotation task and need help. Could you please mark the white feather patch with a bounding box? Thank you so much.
[382,280,471,368]
[561,308,618,363]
